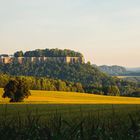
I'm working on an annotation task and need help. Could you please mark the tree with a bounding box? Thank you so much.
[56,80,67,91]
[14,51,24,57]
[131,91,140,97]
[2,79,31,102]
[75,83,84,93]
[107,86,120,96]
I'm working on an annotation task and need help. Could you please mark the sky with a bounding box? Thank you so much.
[0,0,140,67]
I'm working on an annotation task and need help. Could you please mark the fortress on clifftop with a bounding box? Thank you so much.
[0,48,85,64]
[0,56,85,64]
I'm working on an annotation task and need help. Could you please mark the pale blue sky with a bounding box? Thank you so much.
[0,0,140,67]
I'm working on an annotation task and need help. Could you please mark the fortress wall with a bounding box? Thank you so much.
[0,56,85,64]
[0,57,13,64]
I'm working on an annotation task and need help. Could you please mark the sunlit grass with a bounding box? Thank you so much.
[116,76,140,78]
[0,88,140,104]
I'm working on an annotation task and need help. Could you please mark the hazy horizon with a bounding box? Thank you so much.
[0,0,140,67]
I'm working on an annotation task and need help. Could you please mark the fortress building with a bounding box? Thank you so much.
[0,56,85,64]
[0,56,13,64]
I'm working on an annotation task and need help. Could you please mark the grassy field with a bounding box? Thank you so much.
[0,103,140,140]
[1,88,140,104]
[0,87,140,119]
[1,88,140,139]
[0,87,140,117]
[116,76,140,79]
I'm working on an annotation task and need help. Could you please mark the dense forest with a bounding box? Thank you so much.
[14,48,83,57]
[0,62,115,87]
[0,62,139,96]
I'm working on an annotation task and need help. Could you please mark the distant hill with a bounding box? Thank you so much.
[99,65,127,76]
[126,67,140,72]
[99,65,140,76]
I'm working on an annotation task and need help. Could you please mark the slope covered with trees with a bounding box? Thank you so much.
[0,62,115,87]
[0,62,139,96]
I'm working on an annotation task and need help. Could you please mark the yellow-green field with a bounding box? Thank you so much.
[0,88,140,104]
[115,76,140,79]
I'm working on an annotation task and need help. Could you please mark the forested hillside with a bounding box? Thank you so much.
[0,62,139,96]
[0,62,114,86]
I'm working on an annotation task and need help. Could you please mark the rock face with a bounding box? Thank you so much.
[0,56,85,64]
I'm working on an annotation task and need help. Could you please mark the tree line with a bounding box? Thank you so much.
[0,73,140,97]
[14,48,83,57]
[0,74,84,93]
